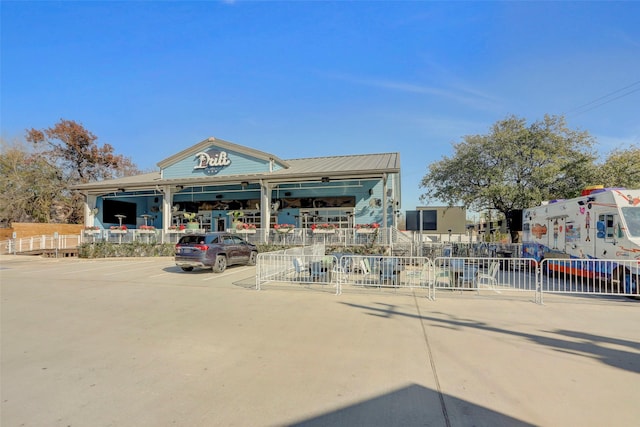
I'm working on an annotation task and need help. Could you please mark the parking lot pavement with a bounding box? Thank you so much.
[1,255,639,427]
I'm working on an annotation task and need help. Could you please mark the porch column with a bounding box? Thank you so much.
[382,173,388,228]
[260,181,273,243]
[162,186,172,231]
[85,193,97,227]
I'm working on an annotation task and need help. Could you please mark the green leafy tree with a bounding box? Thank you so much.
[420,114,597,242]
[597,145,640,189]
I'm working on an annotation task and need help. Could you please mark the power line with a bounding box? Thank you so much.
[566,79,640,116]
[571,86,640,115]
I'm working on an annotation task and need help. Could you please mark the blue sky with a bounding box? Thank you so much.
[2,1,639,211]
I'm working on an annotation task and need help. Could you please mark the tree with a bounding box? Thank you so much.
[25,119,139,184]
[419,114,597,242]
[597,145,640,189]
[0,140,68,223]
[21,119,141,223]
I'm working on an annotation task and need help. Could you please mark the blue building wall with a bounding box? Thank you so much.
[163,144,283,179]
[90,142,397,230]
[93,179,389,230]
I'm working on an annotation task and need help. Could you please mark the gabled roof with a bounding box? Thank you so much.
[157,136,289,169]
[267,152,400,181]
[285,152,400,173]
[73,147,399,192]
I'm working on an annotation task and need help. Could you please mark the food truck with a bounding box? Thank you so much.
[522,187,639,291]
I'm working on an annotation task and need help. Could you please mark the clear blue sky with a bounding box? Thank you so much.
[2,1,639,211]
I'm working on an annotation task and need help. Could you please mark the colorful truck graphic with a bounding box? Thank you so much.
[522,187,640,292]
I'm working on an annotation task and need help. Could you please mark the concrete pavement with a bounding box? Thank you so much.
[1,255,638,427]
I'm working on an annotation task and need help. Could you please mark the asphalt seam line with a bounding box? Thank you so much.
[413,291,451,427]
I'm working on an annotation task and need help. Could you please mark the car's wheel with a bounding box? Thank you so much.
[212,255,227,273]
[247,251,258,266]
[180,266,193,272]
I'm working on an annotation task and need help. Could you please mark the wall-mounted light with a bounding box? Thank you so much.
[176,185,184,191]
[117,188,125,193]
[241,181,249,188]
[321,177,330,183]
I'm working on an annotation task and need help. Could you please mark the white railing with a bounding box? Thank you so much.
[255,245,333,291]
[6,227,509,255]
[0,230,205,254]
[432,256,538,293]
[256,254,640,302]
[5,233,637,302]
[255,251,435,297]
[539,258,640,302]
[233,227,389,247]
[256,253,535,299]
[1,234,82,255]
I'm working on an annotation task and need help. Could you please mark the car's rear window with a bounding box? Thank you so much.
[178,235,206,244]
[178,235,221,244]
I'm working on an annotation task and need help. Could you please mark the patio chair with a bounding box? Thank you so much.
[309,258,331,283]
[293,257,309,281]
[379,258,400,287]
[475,261,500,290]
[359,258,376,284]
[331,260,348,295]
[432,265,452,288]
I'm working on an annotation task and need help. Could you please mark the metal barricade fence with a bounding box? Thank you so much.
[256,253,437,298]
[335,254,435,299]
[255,252,341,294]
[539,258,639,302]
[256,253,543,300]
[432,257,540,301]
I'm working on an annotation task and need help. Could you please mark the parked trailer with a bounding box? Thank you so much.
[522,187,640,293]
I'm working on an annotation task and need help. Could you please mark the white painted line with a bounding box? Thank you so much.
[147,272,171,278]
[201,265,254,281]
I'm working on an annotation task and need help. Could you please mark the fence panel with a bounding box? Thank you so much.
[256,252,340,294]
[540,258,639,300]
[432,257,539,300]
[256,253,543,300]
[0,235,83,255]
[334,255,433,297]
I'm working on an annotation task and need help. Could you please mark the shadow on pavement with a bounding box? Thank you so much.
[288,383,534,427]
[341,302,640,375]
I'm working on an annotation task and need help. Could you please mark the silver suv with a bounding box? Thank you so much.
[174,232,258,273]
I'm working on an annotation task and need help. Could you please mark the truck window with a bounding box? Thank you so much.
[621,207,640,237]
[598,214,615,238]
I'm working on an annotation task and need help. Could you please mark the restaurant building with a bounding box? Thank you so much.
[74,136,401,241]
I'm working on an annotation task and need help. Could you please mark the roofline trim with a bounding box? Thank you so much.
[156,136,290,169]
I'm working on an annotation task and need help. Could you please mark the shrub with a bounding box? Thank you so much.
[78,242,175,258]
